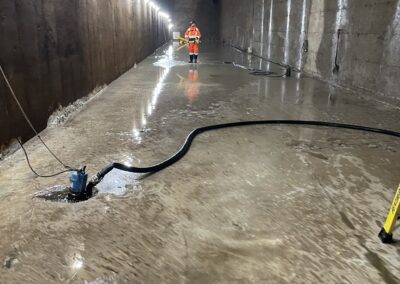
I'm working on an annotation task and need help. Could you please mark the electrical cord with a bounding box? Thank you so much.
[231,45,291,77]
[248,70,288,77]
[0,64,76,172]
[228,62,289,78]
[85,120,400,192]
[16,138,74,178]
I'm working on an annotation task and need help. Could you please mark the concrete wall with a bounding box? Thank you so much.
[173,0,220,41]
[220,0,400,100]
[0,0,172,149]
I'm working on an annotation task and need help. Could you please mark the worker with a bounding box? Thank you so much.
[184,21,202,63]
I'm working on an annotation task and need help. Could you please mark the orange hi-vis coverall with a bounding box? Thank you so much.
[185,25,202,56]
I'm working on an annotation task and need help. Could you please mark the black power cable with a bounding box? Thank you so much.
[16,138,74,178]
[226,61,289,78]
[1,64,77,176]
[248,70,287,77]
[85,120,400,193]
[230,45,292,77]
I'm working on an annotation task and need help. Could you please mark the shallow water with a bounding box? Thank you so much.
[0,43,399,283]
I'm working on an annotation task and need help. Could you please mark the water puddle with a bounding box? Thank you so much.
[153,44,187,69]
[34,170,142,203]
[153,57,187,69]
[96,170,143,196]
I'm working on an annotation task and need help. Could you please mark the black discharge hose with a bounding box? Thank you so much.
[85,120,400,193]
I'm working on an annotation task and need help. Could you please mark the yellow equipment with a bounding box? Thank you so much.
[379,183,400,243]
[175,36,201,52]
[176,36,188,42]
[176,36,188,51]
[176,43,188,51]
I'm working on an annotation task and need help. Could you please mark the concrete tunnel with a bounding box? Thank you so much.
[1,0,400,282]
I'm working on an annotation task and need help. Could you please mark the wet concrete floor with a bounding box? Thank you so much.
[0,43,400,283]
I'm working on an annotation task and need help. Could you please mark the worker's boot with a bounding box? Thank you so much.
[194,55,198,63]
[189,55,194,63]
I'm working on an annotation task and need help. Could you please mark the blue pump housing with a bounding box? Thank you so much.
[70,170,88,194]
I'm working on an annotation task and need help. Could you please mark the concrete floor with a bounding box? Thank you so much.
[0,43,400,283]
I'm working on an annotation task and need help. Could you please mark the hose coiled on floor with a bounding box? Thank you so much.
[85,120,400,193]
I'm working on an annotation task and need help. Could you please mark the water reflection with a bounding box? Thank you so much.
[131,47,172,144]
[71,251,85,278]
[295,79,304,105]
[185,65,200,104]
[328,85,337,107]
[72,253,84,270]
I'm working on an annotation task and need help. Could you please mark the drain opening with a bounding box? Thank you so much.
[34,185,98,203]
